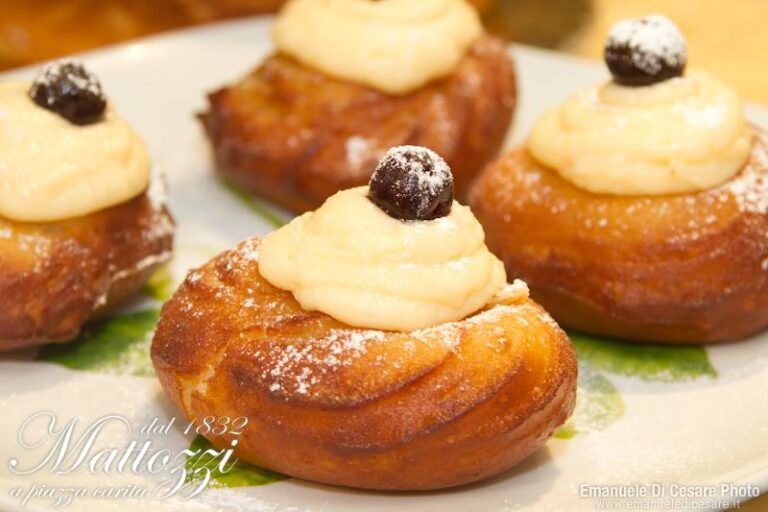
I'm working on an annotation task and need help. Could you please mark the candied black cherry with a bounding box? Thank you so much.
[29,60,107,125]
[604,15,687,86]
[368,146,453,221]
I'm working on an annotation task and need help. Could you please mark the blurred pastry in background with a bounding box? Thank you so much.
[200,0,516,213]
[470,16,768,344]
[0,0,507,71]
[4,0,767,105]
[0,0,285,69]
[0,59,174,351]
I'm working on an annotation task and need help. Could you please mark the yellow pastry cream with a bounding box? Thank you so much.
[0,78,150,222]
[529,16,753,196]
[259,146,507,332]
[272,0,483,95]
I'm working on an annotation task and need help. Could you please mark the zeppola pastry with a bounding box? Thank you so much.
[470,16,768,343]
[0,60,174,351]
[200,0,516,213]
[152,146,576,490]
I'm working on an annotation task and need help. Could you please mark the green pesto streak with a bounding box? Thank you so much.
[221,179,288,229]
[143,264,176,302]
[557,332,718,438]
[38,309,160,377]
[555,368,624,439]
[186,435,287,488]
[570,333,718,382]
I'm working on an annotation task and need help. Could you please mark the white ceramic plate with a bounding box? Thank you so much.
[1,16,767,512]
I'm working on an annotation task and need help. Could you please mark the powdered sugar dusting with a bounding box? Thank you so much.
[606,15,687,75]
[147,170,168,212]
[252,300,545,400]
[258,329,387,396]
[31,59,104,100]
[727,134,768,215]
[493,279,530,302]
[373,145,452,198]
[345,135,373,170]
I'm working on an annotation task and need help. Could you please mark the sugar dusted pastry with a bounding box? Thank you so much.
[0,60,174,351]
[200,0,516,213]
[152,146,576,491]
[470,16,768,343]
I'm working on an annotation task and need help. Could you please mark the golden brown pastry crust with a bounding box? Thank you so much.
[151,238,577,491]
[469,132,768,344]
[199,35,516,213]
[0,191,174,350]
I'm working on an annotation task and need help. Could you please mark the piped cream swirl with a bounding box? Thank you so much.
[529,73,753,195]
[258,186,506,331]
[0,81,150,222]
[272,0,483,95]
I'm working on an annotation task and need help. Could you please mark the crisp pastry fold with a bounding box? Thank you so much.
[0,191,174,350]
[151,238,577,490]
[199,36,516,213]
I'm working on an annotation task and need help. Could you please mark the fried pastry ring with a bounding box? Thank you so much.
[151,238,577,490]
[199,36,516,213]
[469,132,768,344]
[0,189,174,350]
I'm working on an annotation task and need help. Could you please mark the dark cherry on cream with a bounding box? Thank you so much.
[604,15,687,87]
[29,59,107,125]
[368,146,454,221]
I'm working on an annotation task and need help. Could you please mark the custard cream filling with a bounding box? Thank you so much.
[272,0,483,95]
[258,186,507,331]
[529,73,753,195]
[0,81,150,222]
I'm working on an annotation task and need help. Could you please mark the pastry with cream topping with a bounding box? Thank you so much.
[470,16,768,343]
[0,60,175,351]
[199,0,516,213]
[152,146,576,490]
